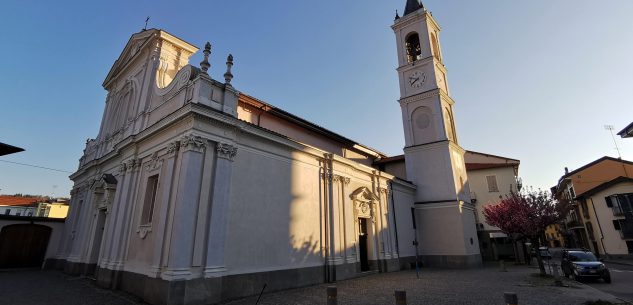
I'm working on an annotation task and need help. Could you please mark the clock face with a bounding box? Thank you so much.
[408,71,426,88]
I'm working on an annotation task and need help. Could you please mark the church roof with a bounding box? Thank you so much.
[239,94,387,159]
[404,0,424,16]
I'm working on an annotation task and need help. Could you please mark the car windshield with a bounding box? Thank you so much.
[568,252,597,262]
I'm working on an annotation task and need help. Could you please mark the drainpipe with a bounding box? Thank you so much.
[324,154,336,282]
[389,181,399,255]
[589,198,608,257]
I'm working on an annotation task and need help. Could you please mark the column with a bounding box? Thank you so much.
[204,141,237,277]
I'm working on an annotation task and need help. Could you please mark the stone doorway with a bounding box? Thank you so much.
[358,218,370,271]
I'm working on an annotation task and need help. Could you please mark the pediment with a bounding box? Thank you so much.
[350,187,379,202]
[102,29,158,88]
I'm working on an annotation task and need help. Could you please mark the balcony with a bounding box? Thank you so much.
[566,220,584,230]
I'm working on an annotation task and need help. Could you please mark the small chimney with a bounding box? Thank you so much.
[564,167,569,175]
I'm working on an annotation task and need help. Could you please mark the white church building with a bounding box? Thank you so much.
[52,1,500,304]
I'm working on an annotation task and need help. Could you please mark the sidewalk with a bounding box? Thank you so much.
[223,263,625,305]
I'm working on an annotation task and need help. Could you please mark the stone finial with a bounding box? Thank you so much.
[395,10,400,21]
[200,42,211,73]
[224,54,234,85]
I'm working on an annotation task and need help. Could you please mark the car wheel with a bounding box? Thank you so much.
[603,274,611,284]
[573,273,581,282]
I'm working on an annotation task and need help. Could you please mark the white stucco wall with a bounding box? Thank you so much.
[468,166,518,231]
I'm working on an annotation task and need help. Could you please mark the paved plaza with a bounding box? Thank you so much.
[0,264,628,305]
[0,269,144,305]
[223,264,627,305]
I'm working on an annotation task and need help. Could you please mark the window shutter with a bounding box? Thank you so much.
[486,175,499,192]
[605,196,613,208]
[613,219,621,230]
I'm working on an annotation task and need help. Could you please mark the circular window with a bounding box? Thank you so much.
[415,113,430,129]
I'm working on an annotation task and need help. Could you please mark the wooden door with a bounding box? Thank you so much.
[0,224,52,268]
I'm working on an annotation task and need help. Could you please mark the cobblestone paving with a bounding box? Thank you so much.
[223,264,627,305]
[0,269,145,305]
[0,265,626,305]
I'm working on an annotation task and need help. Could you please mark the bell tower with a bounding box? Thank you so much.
[392,0,482,268]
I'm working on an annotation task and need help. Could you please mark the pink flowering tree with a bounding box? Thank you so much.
[484,189,571,275]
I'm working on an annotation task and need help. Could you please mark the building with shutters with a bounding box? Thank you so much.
[553,157,633,258]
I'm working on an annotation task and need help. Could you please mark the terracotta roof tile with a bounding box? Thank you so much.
[0,196,44,207]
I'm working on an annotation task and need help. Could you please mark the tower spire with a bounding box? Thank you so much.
[404,0,424,16]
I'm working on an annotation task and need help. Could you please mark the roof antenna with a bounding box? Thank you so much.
[143,16,150,31]
[604,125,622,159]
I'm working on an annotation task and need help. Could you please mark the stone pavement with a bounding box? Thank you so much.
[0,265,627,305]
[222,264,626,305]
[0,269,145,305]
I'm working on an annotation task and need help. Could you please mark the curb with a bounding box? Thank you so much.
[604,260,633,267]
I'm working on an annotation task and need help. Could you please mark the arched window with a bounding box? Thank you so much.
[430,32,442,62]
[405,32,422,63]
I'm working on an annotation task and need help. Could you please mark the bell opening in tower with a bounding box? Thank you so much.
[405,33,422,63]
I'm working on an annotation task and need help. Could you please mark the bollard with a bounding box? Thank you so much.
[504,292,518,305]
[499,259,507,272]
[395,289,407,305]
[327,286,337,305]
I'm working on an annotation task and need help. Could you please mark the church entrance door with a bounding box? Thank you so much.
[88,208,107,276]
[359,218,369,271]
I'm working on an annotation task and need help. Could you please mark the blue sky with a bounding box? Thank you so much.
[1,0,632,197]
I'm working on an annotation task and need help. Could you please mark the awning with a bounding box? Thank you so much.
[489,232,508,238]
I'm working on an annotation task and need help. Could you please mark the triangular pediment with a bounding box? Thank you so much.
[350,187,379,202]
[102,29,158,88]
[102,29,199,89]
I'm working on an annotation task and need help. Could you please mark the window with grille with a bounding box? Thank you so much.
[486,175,499,192]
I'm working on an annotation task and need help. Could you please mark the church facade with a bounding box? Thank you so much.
[53,2,483,304]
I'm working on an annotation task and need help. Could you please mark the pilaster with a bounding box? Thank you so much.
[163,135,206,280]
[204,141,238,277]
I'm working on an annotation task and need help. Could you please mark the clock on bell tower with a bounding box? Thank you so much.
[392,0,482,268]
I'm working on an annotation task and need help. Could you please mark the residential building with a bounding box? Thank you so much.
[618,122,633,138]
[464,151,521,261]
[544,223,565,248]
[54,2,509,304]
[36,199,70,219]
[0,195,41,217]
[553,157,633,256]
[575,176,633,258]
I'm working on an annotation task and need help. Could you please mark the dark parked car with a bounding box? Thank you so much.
[561,249,611,283]
[539,246,552,260]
